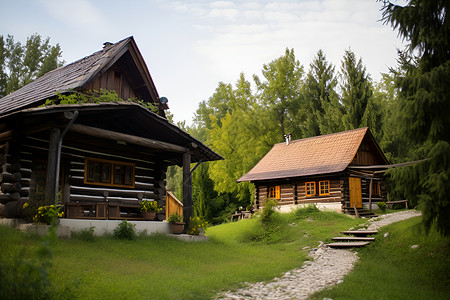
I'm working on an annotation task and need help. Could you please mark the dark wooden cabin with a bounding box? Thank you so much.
[237,127,389,214]
[0,37,222,223]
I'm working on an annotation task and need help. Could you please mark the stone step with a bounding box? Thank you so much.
[332,236,375,241]
[326,241,371,248]
[340,230,378,236]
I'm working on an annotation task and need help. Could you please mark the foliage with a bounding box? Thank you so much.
[188,216,208,235]
[113,220,136,240]
[377,201,387,212]
[381,0,450,236]
[27,203,64,225]
[139,200,161,212]
[260,198,278,227]
[293,203,320,218]
[167,212,183,224]
[71,227,96,242]
[303,50,342,136]
[0,34,63,97]
[340,49,375,131]
[42,89,159,113]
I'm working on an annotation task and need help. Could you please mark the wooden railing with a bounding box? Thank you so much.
[166,191,183,219]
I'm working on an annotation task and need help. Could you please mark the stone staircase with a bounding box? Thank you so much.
[326,230,378,248]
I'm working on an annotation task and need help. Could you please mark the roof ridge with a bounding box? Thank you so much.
[276,127,368,145]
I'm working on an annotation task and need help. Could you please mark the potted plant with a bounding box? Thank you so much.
[168,212,184,234]
[140,200,161,220]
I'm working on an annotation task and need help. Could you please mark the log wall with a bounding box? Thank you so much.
[1,133,167,220]
[255,176,343,209]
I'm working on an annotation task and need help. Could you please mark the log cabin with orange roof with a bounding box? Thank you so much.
[238,127,389,216]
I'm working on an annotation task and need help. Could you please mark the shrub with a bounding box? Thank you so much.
[261,198,278,227]
[377,201,387,212]
[71,226,96,242]
[188,216,208,235]
[294,204,320,219]
[113,220,136,240]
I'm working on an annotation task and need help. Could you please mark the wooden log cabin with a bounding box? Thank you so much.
[0,37,222,223]
[237,127,389,214]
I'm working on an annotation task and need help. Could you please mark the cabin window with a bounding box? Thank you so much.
[371,182,381,196]
[305,182,315,197]
[268,185,280,199]
[85,157,135,188]
[319,180,330,195]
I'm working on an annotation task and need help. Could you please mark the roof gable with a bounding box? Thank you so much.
[238,127,388,182]
[0,37,162,116]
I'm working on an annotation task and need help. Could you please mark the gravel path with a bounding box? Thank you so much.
[217,210,421,300]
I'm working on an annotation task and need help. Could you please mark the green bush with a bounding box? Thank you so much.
[113,220,136,240]
[377,201,387,212]
[294,204,320,218]
[261,198,278,226]
[71,226,96,242]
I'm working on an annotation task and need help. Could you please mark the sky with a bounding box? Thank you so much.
[0,0,406,125]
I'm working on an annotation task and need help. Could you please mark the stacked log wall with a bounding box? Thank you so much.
[22,135,159,219]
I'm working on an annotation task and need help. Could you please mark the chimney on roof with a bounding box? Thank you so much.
[284,133,292,145]
[103,42,113,49]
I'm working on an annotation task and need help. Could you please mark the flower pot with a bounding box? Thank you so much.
[142,211,156,220]
[170,222,185,234]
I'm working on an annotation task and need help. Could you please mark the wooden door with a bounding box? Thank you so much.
[349,177,362,208]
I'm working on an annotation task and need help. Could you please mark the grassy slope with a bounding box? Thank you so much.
[310,216,450,300]
[1,209,362,300]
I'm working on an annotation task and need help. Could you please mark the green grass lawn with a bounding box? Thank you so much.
[310,216,450,300]
[1,207,362,300]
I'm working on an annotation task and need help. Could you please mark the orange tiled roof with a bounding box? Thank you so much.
[237,127,369,182]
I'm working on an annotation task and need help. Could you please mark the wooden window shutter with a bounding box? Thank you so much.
[275,185,281,199]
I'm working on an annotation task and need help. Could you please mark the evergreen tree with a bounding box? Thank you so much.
[303,50,343,136]
[381,0,450,236]
[340,49,374,130]
[0,34,63,97]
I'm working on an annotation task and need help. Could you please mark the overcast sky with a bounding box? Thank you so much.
[0,0,406,125]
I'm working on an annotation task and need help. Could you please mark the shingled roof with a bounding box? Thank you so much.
[237,127,384,182]
[0,36,159,116]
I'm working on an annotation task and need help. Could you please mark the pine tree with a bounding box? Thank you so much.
[381,0,450,236]
[303,50,343,136]
[340,49,374,130]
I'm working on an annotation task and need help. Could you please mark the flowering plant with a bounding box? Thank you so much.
[188,216,208,235]
[140,200,161,212]
[30,204,64,225]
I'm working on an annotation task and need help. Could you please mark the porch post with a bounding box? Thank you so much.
[182,151,192,226]
[45,127,60,204]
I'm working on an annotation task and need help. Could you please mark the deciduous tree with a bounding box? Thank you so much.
[0,34,63,97]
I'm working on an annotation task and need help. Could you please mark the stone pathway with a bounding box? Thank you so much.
[217,210,421,300]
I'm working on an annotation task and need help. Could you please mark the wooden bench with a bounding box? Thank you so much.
[386,200,408,210]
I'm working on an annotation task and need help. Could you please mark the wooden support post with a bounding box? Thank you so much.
[45,128,60,204]
[368,175,373,211]
[182,151,192,227]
